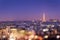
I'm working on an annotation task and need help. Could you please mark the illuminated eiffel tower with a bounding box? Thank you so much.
[42,13,46,22]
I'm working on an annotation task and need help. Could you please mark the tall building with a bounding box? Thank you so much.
[42,13,46,22]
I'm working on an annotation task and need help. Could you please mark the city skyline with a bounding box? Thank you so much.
[0,0,60,21]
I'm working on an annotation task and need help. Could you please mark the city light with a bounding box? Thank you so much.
[56,35,60,39]
[2,35,6,38]
[44,35,48,39]
[34,35,38,39]
[43,29,49,32]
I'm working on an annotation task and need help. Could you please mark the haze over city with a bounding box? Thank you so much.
[0,0,60,21]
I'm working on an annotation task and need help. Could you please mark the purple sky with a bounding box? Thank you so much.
[0,0,60,21]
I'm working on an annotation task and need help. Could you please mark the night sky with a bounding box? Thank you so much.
[0,0,60,21]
